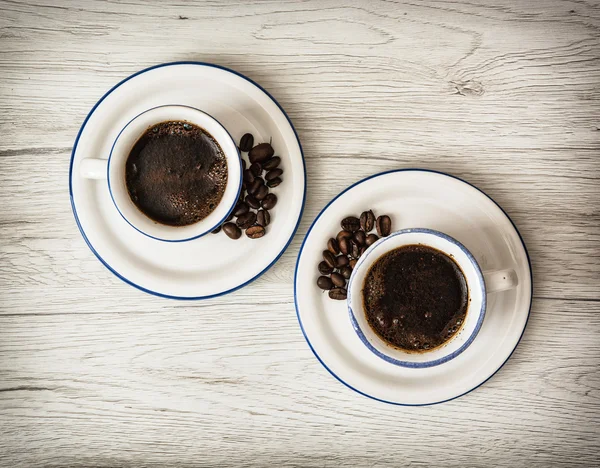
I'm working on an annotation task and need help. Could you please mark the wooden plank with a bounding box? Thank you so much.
[0,148,598,307]
[0,298,599,467]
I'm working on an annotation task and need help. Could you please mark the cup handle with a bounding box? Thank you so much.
[80,159,108,179]
[483,269,518,293]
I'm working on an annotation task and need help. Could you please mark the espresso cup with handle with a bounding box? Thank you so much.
[79,105,242,242]
[347,228,518,368]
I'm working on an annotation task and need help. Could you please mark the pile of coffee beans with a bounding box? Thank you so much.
[317,210,392,300]
[212,133,282,239]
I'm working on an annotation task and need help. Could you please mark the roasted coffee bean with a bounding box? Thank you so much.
[226,212,234,222]
[246,225,265,239]
[339,237,350,255]
[247,179,261,195]
[250,162,262,177]
[246,194,261,209]
[223,222,241,240]
[331,272,346,288]
[318,261,333,275]
[335,255,349,268]
[366,233,379,246]
[237,211,257,229]
[349,259,357,269]
[360,210,375,232]
[329,288,347,300]
[337,230,352,243]
[248,177,264,195]
[376,215,392,236]
[323,250,336,269]
[327,238,340,255]
[233,201,249,217]
[255,184,269,201]
[211,225,222,234]
[239,133,254,152]
[359,246,367,257]
[266,177,282,188]
[353,230,366,246]
[241,182,247,192]
[256,209,270,227]
[241,159,247,171]
[261,193,277,210]
[262,156,281,170]
[351,241,360,259]
[341,216,360,232]
[249,143,274,164]
[243,169,255,185]
[317,276,334,290]
[340,266,352,279]
[265,168,283,181]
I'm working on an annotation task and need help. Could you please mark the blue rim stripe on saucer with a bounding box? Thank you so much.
[69,61,306,300]
[294,169,533,406]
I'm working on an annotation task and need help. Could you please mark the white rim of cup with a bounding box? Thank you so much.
[347,228,487,369]
[107,104,242,242]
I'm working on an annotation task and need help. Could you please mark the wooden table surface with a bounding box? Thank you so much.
[1,0,599,466]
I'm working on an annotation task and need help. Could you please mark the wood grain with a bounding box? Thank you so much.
[0,299,599,467]
[1,0,599,466]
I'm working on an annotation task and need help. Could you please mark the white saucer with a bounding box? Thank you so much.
[294,169,532,405]
[70,62,305,299]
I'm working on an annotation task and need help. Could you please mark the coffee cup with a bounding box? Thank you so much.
[79,105,242,242]
[347,228,518,368]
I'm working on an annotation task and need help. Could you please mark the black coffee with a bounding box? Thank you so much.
[363,245,468,352]
[125,121,227,227]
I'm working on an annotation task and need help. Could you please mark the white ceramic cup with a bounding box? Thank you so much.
[79,105,242,242]
[348,228,518,368]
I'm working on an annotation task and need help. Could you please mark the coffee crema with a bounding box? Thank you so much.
[125,121,227,227]
[362,244,468,352]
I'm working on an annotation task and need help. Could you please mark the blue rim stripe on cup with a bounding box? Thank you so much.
[347,228,486,369]
[106,104,243,243]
